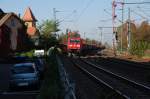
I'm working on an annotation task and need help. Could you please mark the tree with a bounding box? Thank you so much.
[116,20,150,57]
[68,31,80,38]
[58,31,81,44]
[136,21,150,42]
[38,19,59,49]
[117,22,137,50]
[129,21,150,57]
[38,20,59,38]
[58,32,68,44]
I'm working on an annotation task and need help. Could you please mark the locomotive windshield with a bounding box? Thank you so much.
[70,39,80,43]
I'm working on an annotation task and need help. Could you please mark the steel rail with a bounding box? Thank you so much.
[71,59,130,99]
[81,59,150,95]
[106,57,150,69]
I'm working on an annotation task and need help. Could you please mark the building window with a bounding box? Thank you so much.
[11,19,15,27]
[25,23,28,26]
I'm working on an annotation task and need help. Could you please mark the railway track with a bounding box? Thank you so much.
[85,57,150,87]
[71,57,150,99]
[105,57,150,69]
[61,55,110,99]
[88,55,150,68]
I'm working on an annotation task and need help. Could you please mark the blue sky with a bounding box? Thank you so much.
[0,0,150,45]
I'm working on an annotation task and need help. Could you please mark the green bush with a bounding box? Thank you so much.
[130,40,150,57]
[37,48,63,99]
[15,49,35,58]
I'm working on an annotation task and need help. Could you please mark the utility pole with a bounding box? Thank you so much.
[98,26,117,56]
[100,28,102,44]
[112,1,150,55]
[121,0,124,53]
[99,27,103,44]
[112,0,125,54]
[112,0,117,56]
[127,8,131,51]
[53,8,56,35]
[112,0,124,53]
[84,32,86,39]
[53,8,57,37]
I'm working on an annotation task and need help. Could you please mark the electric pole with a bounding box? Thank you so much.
[98,27,103,44]
[84,32,86,39]
[101,28,102,44]
[111,1,150,55]
[121,0,124,53]
[127,8,131,51]
[112,0,117,56]
[98,26,117,56]
[53,8,57,37]
[112,0,124,53]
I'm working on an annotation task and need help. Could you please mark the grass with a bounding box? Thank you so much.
[143,56,150,59]
[15,49,35,58]
[37,49,63,99]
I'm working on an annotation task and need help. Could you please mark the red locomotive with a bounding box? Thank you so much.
[67,37,81,54]
[59,31,104,55]
[67,32,81,54]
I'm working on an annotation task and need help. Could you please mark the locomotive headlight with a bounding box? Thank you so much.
[77,45,80,47]
[69,44,73,47]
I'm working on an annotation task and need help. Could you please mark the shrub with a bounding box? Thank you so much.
[130,40,149,57]
[37,48,63,99]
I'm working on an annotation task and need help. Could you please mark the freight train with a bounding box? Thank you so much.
[59,32,104,55]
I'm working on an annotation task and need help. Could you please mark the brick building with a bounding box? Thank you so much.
[0,9,28,57]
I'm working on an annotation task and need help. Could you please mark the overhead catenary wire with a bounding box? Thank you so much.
[115,1,150,5]
[75,0,95,23]
[113,1,150,22]
[69,0,95,32]
[104,9,122,23]
[137,6,150,18]
[124,2,150,4]
[139,7,150,11]
[58,10,77,23]
[100,18,112,22]
[130,9,148,20]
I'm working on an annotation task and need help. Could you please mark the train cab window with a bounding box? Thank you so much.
[70,39,80,43]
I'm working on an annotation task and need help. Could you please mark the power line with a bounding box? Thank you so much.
[104,9,122,23]
[75,0,95,22]
[98,26,117,28]
[116,1,150,4]
[137,6,150,18]
[139,7,150,11]
[112,0,150,54]
[131,9,148,20]
[100,18,112,22]
[124,2,150,4]
[59,10,76,23]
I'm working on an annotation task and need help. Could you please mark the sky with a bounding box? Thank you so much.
[0,0,150,46]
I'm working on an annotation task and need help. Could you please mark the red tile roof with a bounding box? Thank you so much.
[22,7,37,22]
[27,27,37,36]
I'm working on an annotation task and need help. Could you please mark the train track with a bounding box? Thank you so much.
[105,57,150,69]
[0,90,40,95]
[84,55,150,68]
[85,56,150,87]
[71,57,150,99]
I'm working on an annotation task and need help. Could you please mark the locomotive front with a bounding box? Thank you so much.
[67,37,81,54]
